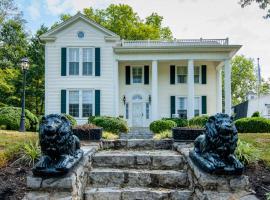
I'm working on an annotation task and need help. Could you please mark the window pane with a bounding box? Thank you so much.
[83,48,93,62]
[69,91,79,117]
[69,62,79,75]
[177,97,187,119]
[146,103,150,119]
[69,48,79,62]
[194,75,200,83]
[177,75,187,83]
[132,67,142,83]
[177,66,187,83]
[82,91,93,117]
[83,62,93,75]
[194,66,200,75]
[126,103,129,119]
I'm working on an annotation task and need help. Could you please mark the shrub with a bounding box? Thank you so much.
[90,116,129,134]
[73,124,98,131]
[189,115,209,128]
[63,114,77,127]
[0,107,39,131]
[150,120,177,133]
[235,117,270,133]
[251,111,260,117]
[102,131,119,140]
[153,130,172,140]
[162,118,188,127]
[236,140,260,165]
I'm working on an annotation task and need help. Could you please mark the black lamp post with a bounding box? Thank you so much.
[19,58,29,132]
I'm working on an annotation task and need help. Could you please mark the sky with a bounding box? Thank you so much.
[16,0,270,79]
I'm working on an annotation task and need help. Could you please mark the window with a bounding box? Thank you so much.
[82,90,93,117]
[176,66,187,83]
[126,103,129,119]
[194,97,200,116]
[83,48,93,76]
[132,94,143,101]
[146,103,150,119]
[132,67,143,83]
[176,97,187,119]
[69,91,79,117]
[194,66,200,83]
[69,48,79,75]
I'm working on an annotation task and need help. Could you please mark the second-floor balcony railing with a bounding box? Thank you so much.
[121,38,229,47]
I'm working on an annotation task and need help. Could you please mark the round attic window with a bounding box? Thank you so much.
[77,31,84,38]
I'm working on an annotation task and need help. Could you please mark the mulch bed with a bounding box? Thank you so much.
[245,161,270,200]
[0,163,31,200]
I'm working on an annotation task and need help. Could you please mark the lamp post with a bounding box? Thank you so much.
[19,58,29,132]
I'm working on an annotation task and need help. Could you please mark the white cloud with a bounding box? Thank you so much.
[27,0,41,19]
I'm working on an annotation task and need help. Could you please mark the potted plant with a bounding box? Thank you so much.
[73,124,103,141]
[172,127,204,142]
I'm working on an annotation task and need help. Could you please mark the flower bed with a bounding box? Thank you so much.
[73,124,103,141]
[172,127,204,142]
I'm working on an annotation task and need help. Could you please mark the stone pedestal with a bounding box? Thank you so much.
[24,144,99,200]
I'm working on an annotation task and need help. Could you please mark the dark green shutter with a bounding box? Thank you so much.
[144,65,149,84]
[95,48,101,76]
[202,96,207,114]
[95,90,100,116]
[201,65,207,84]
[126,66,131,85]
[170,96,176,117]
[61,90,66,114]
[61,48,67,76]
[170,65,175,84]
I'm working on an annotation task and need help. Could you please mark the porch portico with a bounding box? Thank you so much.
[114,39,238,127]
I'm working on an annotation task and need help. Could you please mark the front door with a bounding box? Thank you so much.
[132,102,143,127]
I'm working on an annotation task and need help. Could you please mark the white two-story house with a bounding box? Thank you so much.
[41,13,241,127]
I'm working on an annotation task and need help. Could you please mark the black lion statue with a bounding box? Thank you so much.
[189,113,244,175]
[33,114,83,176]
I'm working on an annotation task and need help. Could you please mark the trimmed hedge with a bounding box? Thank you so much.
[0,107,39,131]
[235,117,270,133]
[189,115,209,128]
[162,118,188,127]
[150,120,177,133]
[251,111,260,117]
[89,116,129,134]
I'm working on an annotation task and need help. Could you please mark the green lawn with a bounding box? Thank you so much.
[239,133,270,166]
[0,130,38,167]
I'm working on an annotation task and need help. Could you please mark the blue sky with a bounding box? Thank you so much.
[16,0,270,79]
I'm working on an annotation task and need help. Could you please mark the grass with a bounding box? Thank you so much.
[239,133,270,167]
[0,130,38,168]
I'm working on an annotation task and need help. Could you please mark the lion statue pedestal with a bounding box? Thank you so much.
[189,113,244,175]
[33,114,83,177]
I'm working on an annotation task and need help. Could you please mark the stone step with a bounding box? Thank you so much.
[84,187,192,200]
[88,168,189,189]
[92,150,185,170]
[120,133,153,139]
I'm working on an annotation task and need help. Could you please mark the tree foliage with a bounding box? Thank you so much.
[240,0,270,18]
[54,4,173,40]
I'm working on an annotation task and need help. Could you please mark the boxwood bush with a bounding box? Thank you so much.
[162,118,188,127]
[0,107,39,131]
[235,117,270,133]
[251,111,260,117]
[89,116,129,134]
[150,120,177,133]
[189,115,209,128]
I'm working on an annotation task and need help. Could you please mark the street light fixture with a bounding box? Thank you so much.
[19,58,29,132]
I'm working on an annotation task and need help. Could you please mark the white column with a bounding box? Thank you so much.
[114,60,119,116]
[187,60,194,119]
[151,60,158,120]
[216,65,223,113]
[224,59,232,115]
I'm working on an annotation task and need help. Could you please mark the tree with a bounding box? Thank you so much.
[231,55,257,105]
[240,0,270,18]
[54,4,173,40]
[0,0,23,26]
[260,78,270,95]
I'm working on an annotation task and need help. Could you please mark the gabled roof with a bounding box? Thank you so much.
[40,12,120,41]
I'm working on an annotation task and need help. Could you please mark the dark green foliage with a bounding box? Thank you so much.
[0,106,38,131]
[235,117,270,133]
[189,115,209,128]
[90,116,129,134]
[63,114,77,127]
[162,118,188,127]
[251,111,260,117]
[150,120,177,133]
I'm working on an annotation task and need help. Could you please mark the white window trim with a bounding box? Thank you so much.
[66,89,95,119]
[175,66,201,84]
[175,96,202,116]
[66,47,95,77]
[131,66,144,84]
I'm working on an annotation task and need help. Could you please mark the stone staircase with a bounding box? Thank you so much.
[84,149,192,200]
[120,127,153,139]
